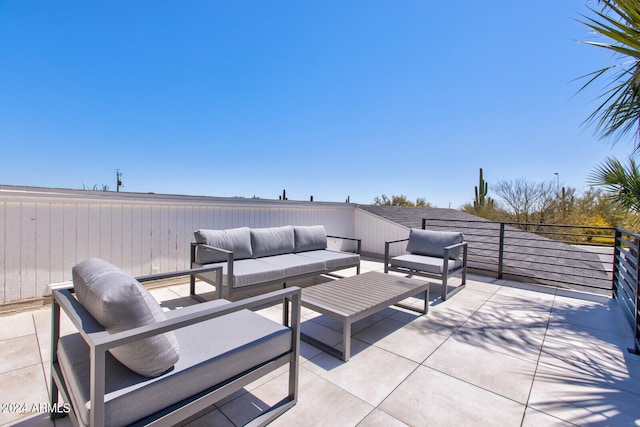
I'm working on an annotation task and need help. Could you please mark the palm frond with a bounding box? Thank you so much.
[590,156,640,213]
[577,0,640,143]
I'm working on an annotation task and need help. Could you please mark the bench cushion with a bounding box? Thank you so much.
[71,258,179,377]
[260,253,327,276]
[57,300,292,427]
[205,258,287,288]
[390,253,462,275]
[194,227,253,263]
[299,249,360,270]
[251,226,295,258]
[294,225,327,252]
[406,229,464,260]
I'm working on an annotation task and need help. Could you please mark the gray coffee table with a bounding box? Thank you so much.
[299,271,429,361]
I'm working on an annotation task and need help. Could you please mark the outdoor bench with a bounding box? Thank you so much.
[190,225,361,301]
[385,228,468,300]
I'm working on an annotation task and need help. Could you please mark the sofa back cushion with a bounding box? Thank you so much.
[72,257,180,377]
[294,225,327,252]
[194,227,253,264]
[406,229,464,260]
[251,226,295,258]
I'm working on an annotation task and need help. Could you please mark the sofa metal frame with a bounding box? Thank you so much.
[190,235,361,301]
[50,266,301,427]
[384,239,468,301]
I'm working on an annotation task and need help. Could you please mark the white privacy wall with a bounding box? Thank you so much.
[354,207,409,257]
[0,187,356,304]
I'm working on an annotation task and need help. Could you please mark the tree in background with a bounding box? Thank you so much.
[462,173,636,238]
[373,194,432,207]
[490,178,559,229]
[578,0,640,226]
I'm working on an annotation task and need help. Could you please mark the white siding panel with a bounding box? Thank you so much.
[75,204,90,264]
[0,201,5,303]
[63,204,77,269]
[35,203,51,293]
[87,204,101,259]
[49,204,65,286]
[111,204,124,269]
[21,203,37,299]
[5,203,21,302]
[120,204,133,273]
[354,208,408,257]
[131,205,144,277]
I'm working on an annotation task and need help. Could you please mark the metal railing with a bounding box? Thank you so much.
[422,218,639,354]
[612,228,640,354]
[422,218,615,293]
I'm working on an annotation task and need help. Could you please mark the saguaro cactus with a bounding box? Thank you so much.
[474,168,493,208]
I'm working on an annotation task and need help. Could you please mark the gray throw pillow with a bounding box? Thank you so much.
[406,229,464,260]
[72,258,179,377]
[294,225,327,252]
[194,227,253,263]
[250,226,295,258]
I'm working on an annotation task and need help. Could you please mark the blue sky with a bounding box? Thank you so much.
[0,1,634,208]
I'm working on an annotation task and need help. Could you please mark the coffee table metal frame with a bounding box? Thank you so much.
[296,271,429,361]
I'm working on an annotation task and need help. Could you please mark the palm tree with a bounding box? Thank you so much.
[580,1,640,221]
[579,0,640,142]
[589,157,640,223]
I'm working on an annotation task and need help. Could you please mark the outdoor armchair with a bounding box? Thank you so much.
[49,258,301,427]
[385,229,468,300]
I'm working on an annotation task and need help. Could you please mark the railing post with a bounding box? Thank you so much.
[612,229,622,299]
[635,235,640,354]
[498,222,505,279]
[422,218,426,230]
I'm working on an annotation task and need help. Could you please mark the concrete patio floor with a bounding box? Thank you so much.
[1,259,639,426]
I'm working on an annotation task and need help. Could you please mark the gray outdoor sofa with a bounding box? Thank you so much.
[190,225,361,301]
[385,228,468,300]
[50,257,301,427]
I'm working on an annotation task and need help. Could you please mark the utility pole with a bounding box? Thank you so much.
[116,169,123,192]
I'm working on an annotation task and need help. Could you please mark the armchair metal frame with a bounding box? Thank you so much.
[50,266,301,427]
[384,239,468,301]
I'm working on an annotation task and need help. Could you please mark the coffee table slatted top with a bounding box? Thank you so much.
[303,272,427,318]
[299,271,430,361]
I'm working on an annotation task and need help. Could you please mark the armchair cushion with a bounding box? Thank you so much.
[250,225,295,258]
[71,258,179,377]
[406,229,464,260]
[294,225,327,252]
[194,227,253,263]
[390,254,462,275]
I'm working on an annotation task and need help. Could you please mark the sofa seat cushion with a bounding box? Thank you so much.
[406,229,464,260]
[294,225,327,252]
[194,227,253,264]
[250,226,295,258]
[390,254,462,275]
[205,259,286,288]
[57,300,292,427]
[259,253,327,277]
[299,250,360,270]
[71,258,179,377]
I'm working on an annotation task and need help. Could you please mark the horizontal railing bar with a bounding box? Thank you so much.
[423,218,637,352]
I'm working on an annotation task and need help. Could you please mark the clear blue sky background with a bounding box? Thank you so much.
[0,1,634,208]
